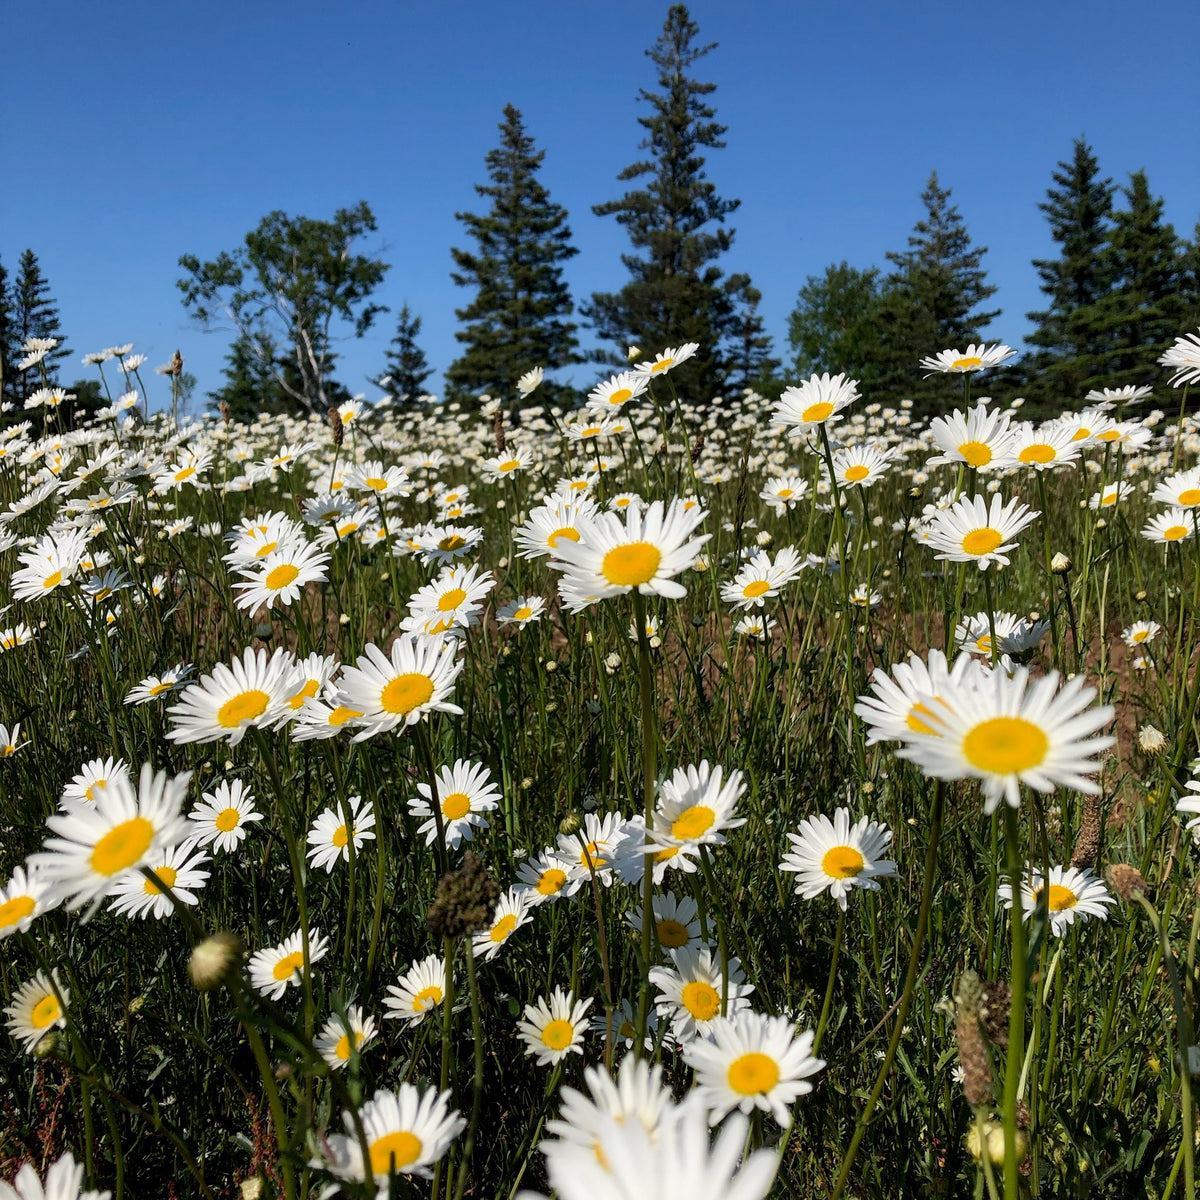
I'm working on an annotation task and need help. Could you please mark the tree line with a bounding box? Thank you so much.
[4,4,1198,423]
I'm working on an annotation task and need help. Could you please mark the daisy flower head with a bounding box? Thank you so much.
[998,864,1114,937]
[167,647,303,746]
[412,523,484,566]
[923,492,1039,571]
[1143,508,1195,545]
[649,944,753,1044]
[5,971,67,1054]
[1122,620,1162,649]
[472,888,532,961]
[0,1151,109,1200]
[636,342,699,379]
[627,891,704,957]
[318,1084,464,1191]
[289,697,366,741]
[233,540,330,613]
[335,633,464,740]
[404,563,495,635]
[10,527,89,602]
[780,808,897,910]
[854,648,983,746]
[1159,329,1200,387]
[759,473,811,513]
[518,987,593,1066]
[0,723,26,758]
[720,546,805,610]
[0,866,51,940]
[481,445,534,481]
[1001,421,1083,471]
[0,623,36,653]
[954,611,1049,664]
[1088,482,1135,511]
[1152,467,1200,509]
[771,373,859,436]
[409,759,499,850]
[497,595,546,628]
[384,954,447,1026]
[515,847,581,905]
[516,365,545,397]
[306,794,377,871]
[897,667,1114,813]
[278,651,339,717]
[558,810,627,886]
[920,343,1015,375]
[31,764,191,913]
[549,498,710,612]
[647,761,746,852]
[588,998,660,1054]
[342,460,412,497]
[248,927,330,1000]
[316,1006,378,1070]
[926,401,1014,471]
[189,779,263,853]
[1086,384,1153,407]
[685,1012,824,1127]
[124,663,192,706]
[586,371,649,415]
[733,613,777,641]
[107,841,211,920]
[612,814,701,888]
[514,494,599,560]
[827,443,896,489]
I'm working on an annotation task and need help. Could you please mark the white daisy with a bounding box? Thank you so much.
[779,808,897,910]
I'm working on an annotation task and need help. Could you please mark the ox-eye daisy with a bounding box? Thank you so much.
[61,756,131,806]
[646,761,746,852]
[307,794,376,871]
[316,1006,378,1070]
[720,546,804,610]
[472,888,532,961]
[926,401,1014,471]
[771,373,859,435]
[189,779,263,853]
[515,847,581,905]
[107,841,211,920]
[1143,508,1194,545]
[5,971,68,1055]
[854,649,982,746]
[779,808,897,910]
[409,758,499,850]
[920,343,1014,375]
[998,864,1114,937]
[384,954,447,1026]
[627,891,704,957]
[0,866,50,940]
[234,541,330,613]
[124,663,191,706]
[586,371,649,414]
[248,927,330,1000]
[497,596,546,627]
[518,987,593,1065]
[923,493,1039,571]
[649,945,753,1044]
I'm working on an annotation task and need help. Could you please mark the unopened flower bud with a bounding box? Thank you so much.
[188,932,245,991]
[559,812,582,837]
[1050,552,1071,574]
[1138,724,1166,755]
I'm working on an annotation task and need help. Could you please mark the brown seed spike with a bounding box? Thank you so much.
[426,851,501,939]
[1107,863,1147,902]
[1070,792,1103,869]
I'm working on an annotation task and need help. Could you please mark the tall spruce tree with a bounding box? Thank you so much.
[446,104,580,407]
[210,331,289,423]
[875,172,999,412]
[1089,171,1186,389]
[0,254,15,411]
[1182,220,1200,331]
[378,303,433,401]
[1025,139,1116,400]
[9,250,69,402]
[725,277,780,395]
[584,4,743,397]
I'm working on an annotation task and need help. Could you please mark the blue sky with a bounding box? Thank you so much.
[2,0,1197,407]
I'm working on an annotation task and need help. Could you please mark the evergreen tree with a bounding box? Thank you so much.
[210,331,289,423]
[446,104,580,407]
[9,250,69,402]
[1182,220,1200,331]
[1025,139,1116,400]
[1089,171,1186,389]
[0,254,15,411]
[378,303,433,401]
[584,4,741,398]
[725,277,780,395]
[786,263,884,384]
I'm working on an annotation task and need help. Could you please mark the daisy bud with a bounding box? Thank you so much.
[188,932,245,991]
[559,812,582,836]
[240,1179,265,1200]
[1138,724,1167,755]
[32,1030,61,1060]
[627,345,642,361]
[755,530,773,548]
[1136,590,1148,602]
[1107,863,1147,902]
[339,613,351,625]
[967,1121,1027,1166]
[1050,552,1071,574]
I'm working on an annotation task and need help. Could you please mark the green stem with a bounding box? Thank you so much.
[813,907,846,1055]
[1001,806,1027,1200]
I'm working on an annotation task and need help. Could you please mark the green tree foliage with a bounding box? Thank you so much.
[178,203,388,416]
[585,4,746,398]
[1182,220,1200,331]
[786,263,883,384]
[209,332,292,423]
[7,250,69,404]
[725,277,780,396]
[0,254,15,411]
[446,104,580,407]
[378,302,433,401]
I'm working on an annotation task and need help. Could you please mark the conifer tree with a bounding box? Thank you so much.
[210,332,288,423]
[378,303,433,401]
[1025,139,1116,400]
[1182,220,1200,331]
[446,104,580,406]
[725,277,780,395]
[786,263,884,384]
[10,250,69,401]
[1089,171,1186,388]
[0,254,15,411]
[584,4,742,397]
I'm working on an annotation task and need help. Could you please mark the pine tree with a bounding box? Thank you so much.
[725,277,780,395]
[446,104,580,407]
[210,332,289,423]
[0,254,15,411]
[1025,139,1116,400]
[378,303,433,401]
[1089,171,1186,389]
[10,250,69,402]
[584,4,741,398]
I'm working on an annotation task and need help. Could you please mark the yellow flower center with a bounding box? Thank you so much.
[490,913,517,943]
[84,780,107,803]
[823,845,865,878]
[1179,489,1200,506]
[537,868,567,896]
[961,528,1003,557]
[1097,429,1121,442]
[607,388,632,405]
[380,672,434,715]
[950,356,983,371]
[272,951,305,981]
[31,995,60,1029]
[513,606,533,621]
[336,522,360,538]
[671,805,715,840]
[254,541,278,558]
[681,980,721,1021]
[727,1052,781,1095]
[0,895,36,929]
[601,542,661,587]
[90,817,154,876]
[365,477,388,491]
[369,1131,422,1175]
[777,488,794,498]
[332,824,350,847]
[265,564,299,591]
[962,716,1048,774]
[547,526,581,548]
[438,535,465,551]
[215,807,241,832]
[143,865,178,894]
[650,357,674,373]
[442,791,471,820]
[958,441,993,467]
[43,570,63,589]
[844,464,870,483]
[175,466,196,481]
[289,679,320,709]
[657,918,689,948]
[334,1032,358,1060]
[743,579,771,598]
[1164,525,1189,541]
[801,401,834,423]
[1018,444,1056,465]
[148,681,173,696]
[1132,630,1148,643]
[1101,493,1117,506]
[499,459,520,472]
[1037,883,1077,912]
[328,705,362,726]
[218,689,270,728]
[438,588,467,612]
[541,1018,575,1049]
[413,985,443,1011]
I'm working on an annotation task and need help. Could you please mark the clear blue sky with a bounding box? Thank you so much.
[2,0,1197,406]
